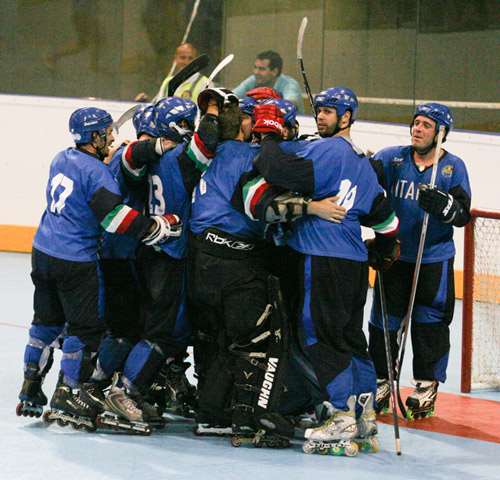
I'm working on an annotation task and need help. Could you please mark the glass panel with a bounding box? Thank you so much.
[1,0,498,131]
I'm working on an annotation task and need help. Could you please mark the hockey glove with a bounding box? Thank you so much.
[365,236,400,271]
[246,87,282,102]
[418,184,459,223]
[142,214,182,246]
[197,88,238,115]
[253,104,284,136]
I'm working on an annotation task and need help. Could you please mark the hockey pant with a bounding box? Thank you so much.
[298,255,376,411]
[30,248,106,387]
[187,246,288,423]
[369,259,454,382]
[121,246,189,393]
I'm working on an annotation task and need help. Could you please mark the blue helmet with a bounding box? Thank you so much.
[263,98,298,127]
[239,96,257,116]
[313,87,358,124]
[154,97,197,142]
[133,104,158,138]
[69,107,113,144]
[239,96,257,117]
[413,103,453,136]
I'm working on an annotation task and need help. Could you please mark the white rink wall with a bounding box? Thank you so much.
[1,94,499,266]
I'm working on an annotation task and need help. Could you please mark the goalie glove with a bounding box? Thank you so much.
[246,87,282,102]
[142,214,182,246]
[365,236,400,271]
[253,104,284,136]
[418,184,459,223]
[197,88,238,115]
[264,192,311,223]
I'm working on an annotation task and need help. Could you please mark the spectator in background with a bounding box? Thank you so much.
[233,50,304,114]
[135,43,209,102]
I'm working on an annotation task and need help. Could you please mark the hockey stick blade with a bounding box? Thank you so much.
[167,53,210,97]
[113,105,140,133]
[297,17,308,59]
[296,17,315,118]
[200,54,234,91]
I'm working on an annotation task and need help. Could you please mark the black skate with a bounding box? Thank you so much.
[149,361,197,418]
[231,427,290,449]
[44,383,97,432]
[230,412,292,449]
[133,395,166,430]
[17,377,47,418]
[17,364,49,418]
[405,380,438,420]
[194,411,233,437]
[375,379,391,414]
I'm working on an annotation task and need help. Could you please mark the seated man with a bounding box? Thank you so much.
[233,50,304,114]
[135,43,209,102]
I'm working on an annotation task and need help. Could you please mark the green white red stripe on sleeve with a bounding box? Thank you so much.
[121,141,146,180]
[372,211,399,236]
[242,176,271,221]
[101,204,139,234]
[185,132,214,172]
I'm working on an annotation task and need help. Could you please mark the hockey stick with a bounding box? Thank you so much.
[395,125,446,418]
[296,17,316,118]
[199,53,235,91]
[167,53,210,97]
[165,0,202,81]
[114,54,210,133]
[377,271,402,455]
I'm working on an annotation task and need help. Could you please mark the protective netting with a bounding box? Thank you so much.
[470,216,500,390]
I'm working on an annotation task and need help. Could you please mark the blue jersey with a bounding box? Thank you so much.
[34,148,122,262]
[190,141,265,240]
[375,145,471,263]
[286,137,386,261]
[148,144,192,259]
[99,146,145,260]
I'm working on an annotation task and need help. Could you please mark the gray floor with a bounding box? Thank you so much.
[1,252,499,480]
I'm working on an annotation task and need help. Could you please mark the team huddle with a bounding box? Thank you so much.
[16,82,471,455]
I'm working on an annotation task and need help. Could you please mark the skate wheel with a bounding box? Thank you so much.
[302,442,315,454]
[57,418,68,427]
[16,403,23,416]
[406,410,415,421]
[72,423,81,430]
[231,436,242,448]
[35,410,42,418]
[344,442,359,457]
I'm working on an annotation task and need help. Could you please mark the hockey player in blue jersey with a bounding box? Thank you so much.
[188,94,351,446]
[244,88,400,455]
[97,93,232,428]
[368,103,471,419]
[16,107,182,430]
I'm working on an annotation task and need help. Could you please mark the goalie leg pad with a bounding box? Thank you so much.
[229,276,289,416]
